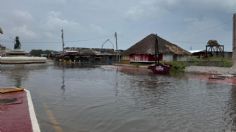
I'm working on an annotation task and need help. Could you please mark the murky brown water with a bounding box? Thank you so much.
[0,64,236,132]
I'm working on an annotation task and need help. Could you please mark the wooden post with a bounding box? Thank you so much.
[114,32,119,62]
[61,29,65,62]
[61,29,65,54]
[155,34,159,65]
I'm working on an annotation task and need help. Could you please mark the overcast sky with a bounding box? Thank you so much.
[0,0,236,51]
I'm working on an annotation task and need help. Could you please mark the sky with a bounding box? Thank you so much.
[0,0,236,51]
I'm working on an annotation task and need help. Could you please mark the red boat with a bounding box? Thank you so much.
[0,87,40,132]
[148,63,171,74]
[148,34,171,74]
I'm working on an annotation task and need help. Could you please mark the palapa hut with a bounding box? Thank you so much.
[123,34,190,63]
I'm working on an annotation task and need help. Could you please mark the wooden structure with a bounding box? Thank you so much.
[123,34,190,63]
[55,47,118,65]
[147,35,171,74]
[129,54,163,63]
[205,40,224,57]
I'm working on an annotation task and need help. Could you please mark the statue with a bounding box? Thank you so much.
[0,27,3,34]
[14,36,21,49]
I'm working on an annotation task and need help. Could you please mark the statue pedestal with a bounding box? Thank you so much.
[0,49,47,64]
[6,49,28,56]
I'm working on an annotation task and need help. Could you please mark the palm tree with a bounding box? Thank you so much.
[0,27,3,34]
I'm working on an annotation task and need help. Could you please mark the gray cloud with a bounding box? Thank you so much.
[0,0,235,51]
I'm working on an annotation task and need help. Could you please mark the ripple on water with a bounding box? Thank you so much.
[0,65,235,131]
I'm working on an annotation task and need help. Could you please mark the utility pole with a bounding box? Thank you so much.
[61,28,65,62]
[61,29,65,53]
[115,32,118,51]
[114,32,119,62]
[155,34,158,65]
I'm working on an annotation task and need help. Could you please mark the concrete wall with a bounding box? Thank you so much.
[163,54,189,61]
[163,54,173,61]
[177,56,189,61]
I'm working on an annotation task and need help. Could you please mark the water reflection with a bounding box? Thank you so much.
[54,62,97,69]
[0,65,28,87]
[0,64,235,131]
[61,65,66,95]
[226,85,236,131]
[114,67,119,97]
[125,75,172,110]
[0,64,48,87]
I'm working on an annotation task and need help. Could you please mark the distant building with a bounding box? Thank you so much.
[190,50,232,59]
[56,47,120,64]
[224,51,232,58]
[190,50,206,58]
[122,34,190,63]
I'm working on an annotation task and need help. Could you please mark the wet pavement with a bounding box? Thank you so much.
[0,64,236,131]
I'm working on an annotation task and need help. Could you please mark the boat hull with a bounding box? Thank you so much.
[148,64,171,74]
[0,88,40,132]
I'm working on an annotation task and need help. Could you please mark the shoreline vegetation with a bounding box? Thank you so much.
[54,55,235,75]
[115,58,235,75]
[115,63,236,75]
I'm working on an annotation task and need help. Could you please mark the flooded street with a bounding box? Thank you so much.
[0,64,236,132]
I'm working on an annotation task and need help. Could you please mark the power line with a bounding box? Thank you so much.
[0,34,113,44]
[0,38,107,44]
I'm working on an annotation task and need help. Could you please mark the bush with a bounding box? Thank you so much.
[187,56,233,67]
[221,59,233,67]
[169,61,186,72]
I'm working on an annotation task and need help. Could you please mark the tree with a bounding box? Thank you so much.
[30,49,58,57]
[207,40,220,46]
[30,49,43,56]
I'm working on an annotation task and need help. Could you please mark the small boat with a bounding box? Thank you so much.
[0,87,40,132]
[208,74,225,80]
[148,63,171,74]
[148,34,171,74]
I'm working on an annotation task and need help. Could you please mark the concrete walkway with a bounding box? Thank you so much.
[185,66,236,75]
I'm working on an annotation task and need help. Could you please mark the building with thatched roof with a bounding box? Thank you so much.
[122,34,190,63]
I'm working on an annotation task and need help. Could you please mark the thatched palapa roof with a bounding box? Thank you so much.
[123,34,190,55]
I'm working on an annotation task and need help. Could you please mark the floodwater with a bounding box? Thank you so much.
[0,64,236,132]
